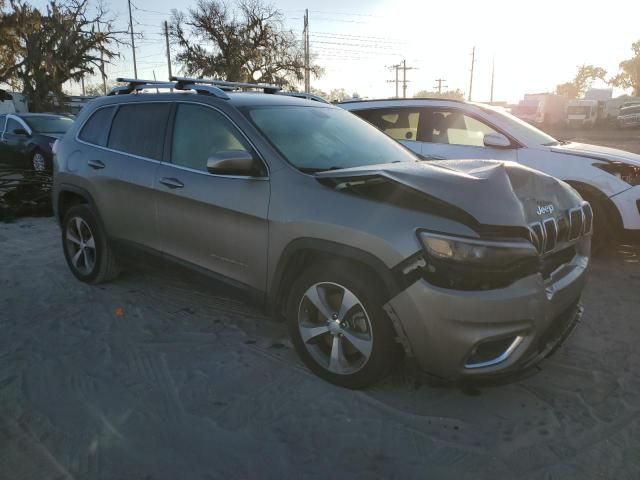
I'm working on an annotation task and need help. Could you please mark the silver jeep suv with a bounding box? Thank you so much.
[53,78,591,388]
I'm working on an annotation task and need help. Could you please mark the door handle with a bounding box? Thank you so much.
[159,177,184,189]
[88,159,105,169]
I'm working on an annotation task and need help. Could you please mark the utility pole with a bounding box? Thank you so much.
[490,56,495,103]
[164,21,173,82]
[468,46,475,101]
[97,22,106,95]
[434,78,447,94]
[303,9,310,93]
[400,60,415,98]
[127,0,138,78]
[386,63,400,98]
[81,76,85,96]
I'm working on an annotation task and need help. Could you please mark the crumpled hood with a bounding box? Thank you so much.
[315,160,582,228]
[551,142,640,167]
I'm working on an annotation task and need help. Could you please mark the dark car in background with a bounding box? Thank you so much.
[0,113,74,171]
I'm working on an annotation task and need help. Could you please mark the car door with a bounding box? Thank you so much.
[417,108,518,161]
[80,102,170,251]
[1,116,31,165]
[354,107,425,156]
[155,102,270,292]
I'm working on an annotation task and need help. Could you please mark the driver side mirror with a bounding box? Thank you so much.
[13,128,29,136]
[206,151,264,177]
[483,132,511,148]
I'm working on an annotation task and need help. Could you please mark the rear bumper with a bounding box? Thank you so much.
[384,241,589,380]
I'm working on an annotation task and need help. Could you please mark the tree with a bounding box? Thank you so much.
[83,81,115,96]
[0,0,123,112]
[555,64,606,99]
[609,40,640,97]
[414,89,464,100]
[170,0,322,89]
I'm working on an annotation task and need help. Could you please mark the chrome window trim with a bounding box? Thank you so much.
[6,114,32,135]
[464,336,524,369]
[74,99,270,179]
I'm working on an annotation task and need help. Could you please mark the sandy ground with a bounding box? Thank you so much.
[1,218,639,480]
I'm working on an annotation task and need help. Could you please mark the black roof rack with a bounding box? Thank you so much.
[171,76,281,94]
[110,78,230,99]
[108,77,325,103]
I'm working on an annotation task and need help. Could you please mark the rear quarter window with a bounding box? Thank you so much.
[78,106,115,146]
[107,103,171,160]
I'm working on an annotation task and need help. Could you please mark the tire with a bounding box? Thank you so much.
[286,261,397,388]
[32,150,48,172]
[61,204,119,284]
[585,196,614,254]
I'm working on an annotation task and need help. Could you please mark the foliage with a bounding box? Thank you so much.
[555,64,606,99]
[169,0,322,89]
[413,89,465,100]
[609,40,640,97]
[83,81,115,96]
[0,0,123,112]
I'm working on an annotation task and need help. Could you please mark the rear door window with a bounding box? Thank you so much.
[107,103,171,160]
[79,106,115,147]
[423,110,498,147]
[355,108,422,142]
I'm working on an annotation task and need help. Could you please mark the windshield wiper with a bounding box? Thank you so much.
[300,166,345,174]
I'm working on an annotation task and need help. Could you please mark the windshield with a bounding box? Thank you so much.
[23,115,73,134]
[245,105,417,172]
[482,106,559,146]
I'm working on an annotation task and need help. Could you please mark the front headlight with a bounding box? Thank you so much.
[418,232,538,267]
[594,162,640,186]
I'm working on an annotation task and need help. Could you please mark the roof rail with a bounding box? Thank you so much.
[277,92,329,104]
[171,76,281,94]
[109,77,230,99]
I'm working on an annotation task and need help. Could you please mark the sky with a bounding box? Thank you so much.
[33,0,640,102]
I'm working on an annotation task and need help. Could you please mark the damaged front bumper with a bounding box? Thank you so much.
[383,241,589,380]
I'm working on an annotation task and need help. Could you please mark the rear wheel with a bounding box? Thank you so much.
[62,205,119,284]
[286,262,397,388]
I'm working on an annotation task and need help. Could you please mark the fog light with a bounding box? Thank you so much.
[465,336,523,369]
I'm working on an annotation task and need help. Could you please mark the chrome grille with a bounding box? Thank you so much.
[568,207,583,240]
[529,202,591,255]
[543,218,558,251]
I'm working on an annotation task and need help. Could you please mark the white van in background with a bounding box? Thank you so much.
[511,93,567,127]
[567,99,599,128]
[0,90,28,114]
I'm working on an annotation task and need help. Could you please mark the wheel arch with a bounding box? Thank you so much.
[56,184,105,231]
[268,238,403,318]
[565,180,624,233]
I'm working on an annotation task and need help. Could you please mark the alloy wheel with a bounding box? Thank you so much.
[65,217,96,275]
[32,152,46,172]
[298,282,374,375]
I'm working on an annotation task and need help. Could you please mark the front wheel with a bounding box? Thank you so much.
[286,262,397,388]
[32,150,48,172]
